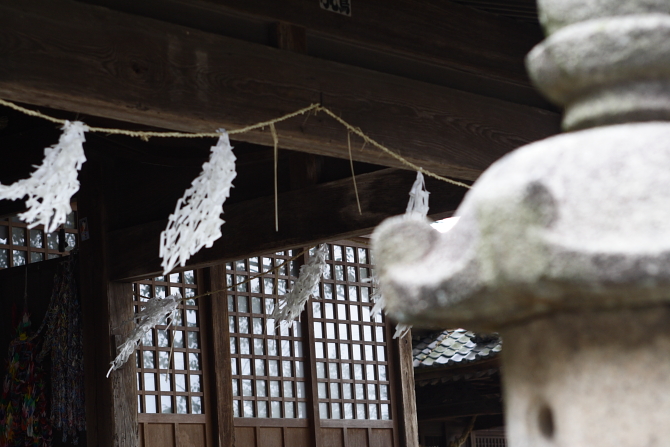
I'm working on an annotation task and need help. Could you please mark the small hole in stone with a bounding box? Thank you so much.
[538,404,555,439]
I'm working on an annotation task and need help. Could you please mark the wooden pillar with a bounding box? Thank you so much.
[394,330,419,447]
[273,21,325,194]
[78,149,138,447]
[299,251,323,447]
[205,265,235,447]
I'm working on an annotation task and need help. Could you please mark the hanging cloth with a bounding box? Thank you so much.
[39,255,85,444]
[0,314,52,447]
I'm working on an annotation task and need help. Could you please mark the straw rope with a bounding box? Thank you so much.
[0,98,470,189]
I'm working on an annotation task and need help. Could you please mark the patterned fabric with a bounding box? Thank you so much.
[39,255,85,443]
[0,315,52,447]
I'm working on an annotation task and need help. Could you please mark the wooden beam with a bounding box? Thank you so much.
[107,168,466,281]
[417,398,503,420]
[213,0,541,87]
[414,358,500,385]
[0,0,560,182]
[84,0,544,89]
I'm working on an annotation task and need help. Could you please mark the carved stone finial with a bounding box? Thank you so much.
[529,0,670,130]
[373,2,670,445]
[372,0,670,331]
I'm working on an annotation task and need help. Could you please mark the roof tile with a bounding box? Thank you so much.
[413,329,502,369]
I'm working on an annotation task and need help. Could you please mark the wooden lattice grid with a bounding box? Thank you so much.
[0,210,78,268]
[133,271,205,416]
[312,243,392,421]
[227,249,309,419]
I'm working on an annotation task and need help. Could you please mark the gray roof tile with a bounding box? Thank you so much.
[412,329,502,369]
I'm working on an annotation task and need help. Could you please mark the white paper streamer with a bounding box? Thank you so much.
[405,171,430,219]
[0,121,87,233]
[372,171,429,337]
[107,293,181,377]
[160,130,236,275]
[272,244,328,326]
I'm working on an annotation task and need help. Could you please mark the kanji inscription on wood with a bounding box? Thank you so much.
[320,0,351,16]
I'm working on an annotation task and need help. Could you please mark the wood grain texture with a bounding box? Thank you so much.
[145,423,176,447]
[272,22,307,54]
[416,398,503,421]
[213,0,541,85]
[85,0,543,87]
[303,263,323,447]
[110,282,140,447]
[205,265,235,447]
[284,427,311,447]
[178,423,207,447]
[259,427,283,447]
[396,332,419,447]
[322,428,344,447]
[107,168,466,281]
[347,428,368,447]
[235,427,256,446]
[77,150,113,447]
[370,428,394,447]
[0,0,560,182]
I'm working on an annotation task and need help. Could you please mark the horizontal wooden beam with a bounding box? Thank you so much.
[414,358,500,385]
[210,0,542,86]
[0,0,560,182]
[417,397,503,420]
[107,169,466,281]
[80,0,552,108]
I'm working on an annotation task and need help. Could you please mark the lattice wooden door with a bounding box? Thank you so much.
[133,270,213,447]
[227,242,400,447]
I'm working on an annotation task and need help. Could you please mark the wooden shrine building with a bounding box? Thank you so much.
[0,1,559,446]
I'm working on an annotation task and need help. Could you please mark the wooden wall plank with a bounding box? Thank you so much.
[0,0,560,183]
[178,424,207,447]
[370,428,394,447]
[258,427,283,447]
[145,424,176,447]
[284,428,311,447]
[107,168,466,281]
[139,422,145,447]
[235,427,256,446]
[347,428,368,447]
[322,428,344,447]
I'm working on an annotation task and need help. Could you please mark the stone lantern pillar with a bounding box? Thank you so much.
[372,1,670,446]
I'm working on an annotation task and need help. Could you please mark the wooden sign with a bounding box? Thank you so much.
[320,0,351,16]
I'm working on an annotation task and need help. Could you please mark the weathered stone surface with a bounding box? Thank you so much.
[537,0,670,35]
[527,14,670,130]
[372,122,670,331]
[372,1,670,447]
[503,306,670,447]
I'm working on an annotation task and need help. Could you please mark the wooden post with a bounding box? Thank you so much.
[78,150,138,447]
[205,265,235,447]
[395,330,419,447]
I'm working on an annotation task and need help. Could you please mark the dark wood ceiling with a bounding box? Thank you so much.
[454,0,539,24]
[0,0,560,279]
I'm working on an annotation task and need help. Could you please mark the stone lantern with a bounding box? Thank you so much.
[372,1,670,446]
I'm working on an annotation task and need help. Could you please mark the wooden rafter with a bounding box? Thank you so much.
[107,168,466,281]
[0,0,560,182]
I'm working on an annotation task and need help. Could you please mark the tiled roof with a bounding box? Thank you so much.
[412,329,502,369]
